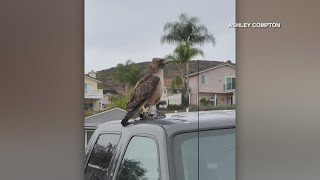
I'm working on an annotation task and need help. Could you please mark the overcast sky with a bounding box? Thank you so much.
[85,0,235,73]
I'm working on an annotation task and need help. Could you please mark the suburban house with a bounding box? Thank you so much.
[188,61,236,106]
[84,107,126,147]
[84,71,104,111]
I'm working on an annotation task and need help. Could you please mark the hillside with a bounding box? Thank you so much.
[95,60,229,92]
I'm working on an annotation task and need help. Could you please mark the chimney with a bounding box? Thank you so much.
[88,70,96,78]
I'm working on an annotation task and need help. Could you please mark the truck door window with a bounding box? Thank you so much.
[85,133,120,180]
[117,136,159,180]
[173,129,235,180]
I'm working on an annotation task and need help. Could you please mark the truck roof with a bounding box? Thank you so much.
[96,110,235,135]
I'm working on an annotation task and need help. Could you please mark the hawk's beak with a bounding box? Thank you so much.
[159,59,168,68]
[163,59,168,64]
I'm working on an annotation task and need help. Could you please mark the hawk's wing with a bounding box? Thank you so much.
[126,74,160,111]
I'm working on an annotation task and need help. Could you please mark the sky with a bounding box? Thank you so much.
[85,0,235,73]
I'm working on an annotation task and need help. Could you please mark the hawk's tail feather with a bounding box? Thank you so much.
[121,110,135,127]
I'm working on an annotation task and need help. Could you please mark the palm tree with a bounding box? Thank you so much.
[161,13,215,46]
[166,42,204,106]
[161,13,215,106]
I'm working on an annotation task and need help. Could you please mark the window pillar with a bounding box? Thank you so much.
[214,94,217,107]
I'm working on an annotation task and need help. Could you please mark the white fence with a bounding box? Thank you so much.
[160,93,182,108]
[84,89,103,99]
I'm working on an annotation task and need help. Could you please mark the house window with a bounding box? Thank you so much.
[201,75,208,84]
[225,77,236,90]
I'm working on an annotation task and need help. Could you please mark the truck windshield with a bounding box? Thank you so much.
[173,128,235,180]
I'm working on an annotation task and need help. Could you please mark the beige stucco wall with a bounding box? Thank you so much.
[84,77,102,111]
[189,65,235,94]
[85,77,98,90]
[189,65,236,105]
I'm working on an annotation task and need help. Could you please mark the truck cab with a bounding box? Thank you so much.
[84,110,235,180]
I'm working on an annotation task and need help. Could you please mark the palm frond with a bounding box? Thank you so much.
[161,13,216,46]
[163,22,174,31]
[165,54,178,63]
[189,47,205,58]
[191,34,216,46]
[160,34,182,44]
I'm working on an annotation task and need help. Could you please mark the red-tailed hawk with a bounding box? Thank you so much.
[121,58,167,126]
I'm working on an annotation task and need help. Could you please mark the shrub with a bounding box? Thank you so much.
[156,100,167,109]
[189,104,235,111]
[200,98,210,106]
[84,110,95,117]
[84,103,93,110]
[107,95,129,110]
[166,104,185,111]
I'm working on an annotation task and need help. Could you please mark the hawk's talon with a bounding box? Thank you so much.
[140,105,165,120]
[153,110,166,119]
[142,106,149,113]
[140,111,150,120]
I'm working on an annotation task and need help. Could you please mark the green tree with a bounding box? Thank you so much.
[114,60,142,91]
[165,42,204,106]
[161,13,215,107]
[170,75,183,93]
[107,94,130,110]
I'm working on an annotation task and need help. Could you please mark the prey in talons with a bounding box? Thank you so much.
[140,104,166,120]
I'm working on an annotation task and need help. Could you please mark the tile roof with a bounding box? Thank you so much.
[103,89,119,95]
[85,75,101,83]
[188,61,236,77]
